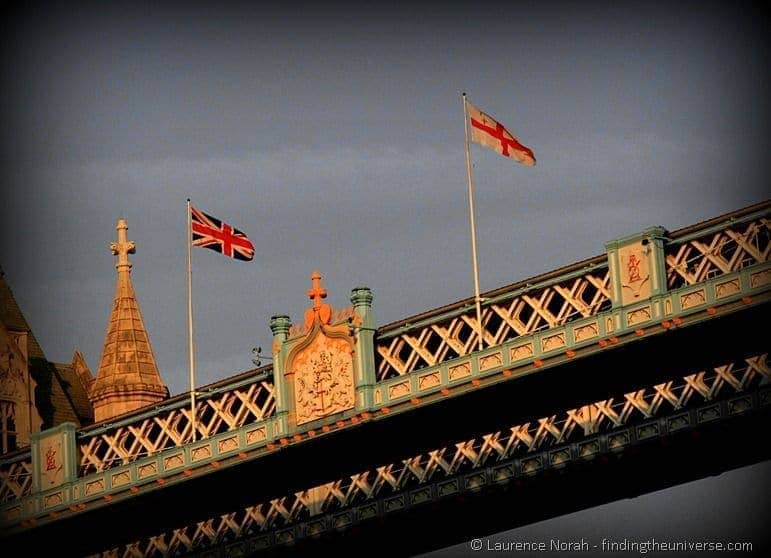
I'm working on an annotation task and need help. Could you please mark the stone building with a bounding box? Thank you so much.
[0,217,169,455]
[0,270,93,454]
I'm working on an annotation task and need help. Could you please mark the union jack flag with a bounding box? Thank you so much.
[191,206,255,261]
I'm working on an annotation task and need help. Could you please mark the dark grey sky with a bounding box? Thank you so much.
[1,1,769,554]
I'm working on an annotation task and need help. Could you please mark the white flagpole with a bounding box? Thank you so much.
[186,199,198,442]
[462,93,485,352]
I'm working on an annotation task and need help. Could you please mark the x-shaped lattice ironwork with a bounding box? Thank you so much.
[80,380,275,475]
[103,353,768,557]
[0,459,32,503]
[376,269,612,379]
[666,218,769,288]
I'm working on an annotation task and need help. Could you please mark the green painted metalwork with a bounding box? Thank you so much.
[350,287,377,410]
[94,352,770,557]
[269,314,292,436]
[0,202,768,535]
[30,422,79,493]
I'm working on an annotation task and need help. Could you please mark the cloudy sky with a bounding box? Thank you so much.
[1,0,769,554]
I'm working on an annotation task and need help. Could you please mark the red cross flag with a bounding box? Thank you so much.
[468,102,536,166]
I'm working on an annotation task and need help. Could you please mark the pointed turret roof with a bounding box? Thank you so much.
[0,268,86,428]
[90,219,167,418]
[53,351,94,425]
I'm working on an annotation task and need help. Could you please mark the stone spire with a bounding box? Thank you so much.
[90,219,168,422]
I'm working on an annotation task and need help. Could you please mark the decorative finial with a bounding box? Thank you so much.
[110,218,136,273]
[304,271,332,328]
[308,270,328,309]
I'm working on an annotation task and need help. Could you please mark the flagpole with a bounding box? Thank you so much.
[186,199,198,442]
[462,93,485,352]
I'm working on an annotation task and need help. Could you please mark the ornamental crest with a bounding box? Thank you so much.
[39,435,65,488]
[619,242,651,304]
[283,271,357,425]
[292,332,354,425]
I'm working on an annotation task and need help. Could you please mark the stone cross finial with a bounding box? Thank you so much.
[308,270,328,309]
[110,218,136,272]
[304,271,332,328]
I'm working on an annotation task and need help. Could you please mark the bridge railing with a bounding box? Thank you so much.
[665,210,769,289]
[374,256,612,380]
[0,371,276,506]
[78,372,276,475]
[0,451,32,504]
[373,203,770,382]
[1,203,768,507]
[100,352,769,557]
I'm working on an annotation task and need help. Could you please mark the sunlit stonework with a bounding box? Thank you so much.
[89,219,168,422]
[619,241,651,304]
[293,333,354,425]
[283,271,357,425]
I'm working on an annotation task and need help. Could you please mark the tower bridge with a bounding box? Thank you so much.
[1,200,769,556]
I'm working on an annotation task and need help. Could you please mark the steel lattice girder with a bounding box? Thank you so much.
[98,353,769,558]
